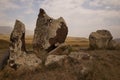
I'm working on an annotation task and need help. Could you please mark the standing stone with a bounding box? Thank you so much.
[9,20,26,60]
[89,30,113,49]
[33,8,68,53]
[9,20,42,70]
[9,20,26,69]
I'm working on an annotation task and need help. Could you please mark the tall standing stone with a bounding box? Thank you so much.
[9,20,41,70]
[33,8,68,53]
[9,20,26,64]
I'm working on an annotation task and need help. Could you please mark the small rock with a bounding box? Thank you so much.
[69,52,91,60]
[48,43,71,55]
[45,55,67,66]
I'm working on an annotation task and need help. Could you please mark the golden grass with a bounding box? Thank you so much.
[65,37,89,48]
[0,34,10,41]
[0,35,89,52]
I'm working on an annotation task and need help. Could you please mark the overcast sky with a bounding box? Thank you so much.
[0,0,120,38]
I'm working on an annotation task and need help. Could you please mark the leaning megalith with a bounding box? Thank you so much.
[89,30,113,49]
[33,8,68,53]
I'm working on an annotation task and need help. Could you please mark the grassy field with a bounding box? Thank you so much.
[0,34,89,52]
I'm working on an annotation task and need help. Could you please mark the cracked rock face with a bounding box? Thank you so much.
[33,8,68,53]
[89,30,113,49]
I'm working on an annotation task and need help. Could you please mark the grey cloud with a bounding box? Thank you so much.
[82,0,120,11]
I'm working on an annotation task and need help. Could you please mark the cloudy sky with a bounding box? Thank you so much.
[0,0,120,38]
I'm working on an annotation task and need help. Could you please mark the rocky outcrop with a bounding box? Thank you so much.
[33,8,68,53]
[89,30,113,49]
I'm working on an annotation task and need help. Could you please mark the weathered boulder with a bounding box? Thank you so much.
[9,20,42,70]
[89,30,113,49]
[33,8,68,53]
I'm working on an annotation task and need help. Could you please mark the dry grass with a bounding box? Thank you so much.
[0,35,33,51]
[65,37,89,47]
[0,34,10,41]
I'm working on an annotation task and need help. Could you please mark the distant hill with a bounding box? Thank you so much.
[66,37,88,42]
[0,26,12,35]
[0,26,33,35]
